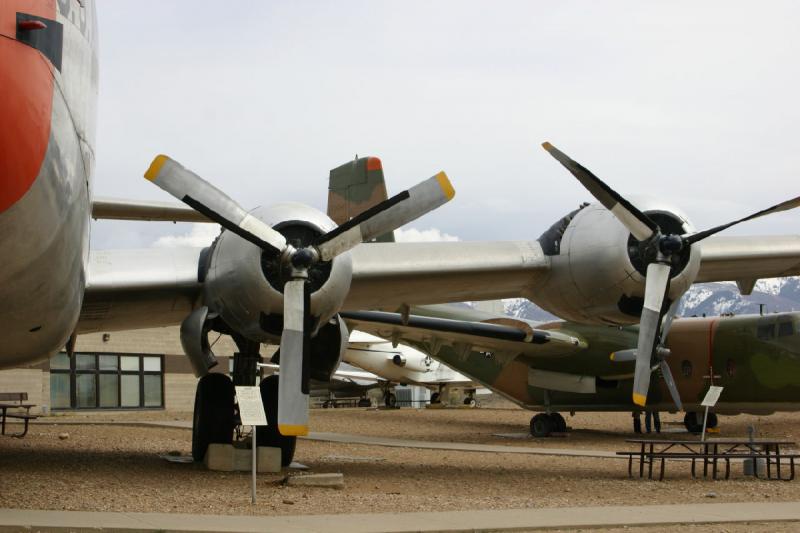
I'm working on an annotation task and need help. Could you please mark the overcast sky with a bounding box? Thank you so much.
[91,1,800,249]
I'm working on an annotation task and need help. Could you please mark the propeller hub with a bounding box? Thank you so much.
[290,247,316,270]
[659,234,684,255]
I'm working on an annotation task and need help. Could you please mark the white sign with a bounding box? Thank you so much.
[235,386,267,426]
[701,385,724,407]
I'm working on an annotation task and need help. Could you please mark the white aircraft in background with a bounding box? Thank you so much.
[344,331,479,407]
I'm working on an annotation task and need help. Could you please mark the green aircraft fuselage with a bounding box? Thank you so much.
[412,306,800,414]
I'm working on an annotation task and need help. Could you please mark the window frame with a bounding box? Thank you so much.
[50,352,165,411]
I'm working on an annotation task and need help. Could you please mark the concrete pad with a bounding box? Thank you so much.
[286,473,344,489]
[204,444,281,473]
[2,502,800,532]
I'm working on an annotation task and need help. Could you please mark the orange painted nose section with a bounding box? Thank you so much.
[0,1,56,213]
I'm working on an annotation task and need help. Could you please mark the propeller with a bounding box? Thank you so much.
[145,155,454,436]
[543,141,800,407]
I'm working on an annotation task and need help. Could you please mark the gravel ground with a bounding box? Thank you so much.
[2,407,800,523]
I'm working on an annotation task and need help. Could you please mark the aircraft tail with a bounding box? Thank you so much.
[327,156,395,243]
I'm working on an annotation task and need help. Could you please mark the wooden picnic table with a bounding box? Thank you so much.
[0,402,38,438]
[618,438,798,481]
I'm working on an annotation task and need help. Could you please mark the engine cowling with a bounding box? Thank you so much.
[531,198,701,325]
[202,202,353,342]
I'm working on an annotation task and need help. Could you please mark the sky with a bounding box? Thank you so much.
[91,1,800,250]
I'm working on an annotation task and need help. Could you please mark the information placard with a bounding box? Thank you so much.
[235,386,267,426]
[701,385,724,407]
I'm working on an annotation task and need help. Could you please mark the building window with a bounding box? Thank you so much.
[50,353,164,410]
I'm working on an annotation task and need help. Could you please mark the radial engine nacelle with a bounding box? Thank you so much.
[202,202,353,342]
[531,197,701,325]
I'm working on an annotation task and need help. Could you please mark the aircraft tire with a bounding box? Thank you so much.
[256,375,297,467]
[549,412,567,433]
[384,392,397,407]
[358,398,372,408]
[430,392,441,404]
[464,397,477,407]
[530,413,554,438]
[191,373,235,462]
[684,412,703,434]
[707,412,719,429]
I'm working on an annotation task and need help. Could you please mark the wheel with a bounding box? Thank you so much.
[256,375,297,467]
[430,392,441,404]
[384,393,397,407]
[707,412,719,429]
[322,400,331,409]
[549,412,567,433]
[530,413,554,438]
[684,412,703,434]
[463,397,477,407]
[192,373,235,462]
[358,398,371,408]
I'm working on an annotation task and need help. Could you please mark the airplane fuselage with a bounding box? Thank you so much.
[0,1,97,367]
[431,313,800,415]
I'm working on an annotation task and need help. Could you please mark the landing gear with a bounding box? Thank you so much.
[384,392,397,407]
[530,412,567,437]
[530,413,554,437]
[191,373,235,462]
[684,411,718,433]
[256,375,297,467]
[430,392,441,404]
[549,412,567,433]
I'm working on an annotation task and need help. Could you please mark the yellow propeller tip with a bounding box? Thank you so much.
[144,154,169,181]
[609,352,616,361]
[542,141,553,151]
[436,171,455,201]
[632,393,647,407]
[278,424,309,436]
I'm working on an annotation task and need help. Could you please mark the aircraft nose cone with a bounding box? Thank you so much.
[0,11,55,214]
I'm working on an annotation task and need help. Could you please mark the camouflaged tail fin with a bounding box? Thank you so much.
[327,156,395,243]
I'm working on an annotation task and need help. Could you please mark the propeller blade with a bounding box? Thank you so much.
[659,359,683,412]
[314,171,455,261]
[660,299,681,341]
[277,279,310,436]
[683,195,800,245]
[144,155,287,254]
[633,262,672,406]
[541,142,658,241]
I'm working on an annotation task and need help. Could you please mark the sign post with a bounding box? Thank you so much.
[700,385,723,442]
[235,386,268,504]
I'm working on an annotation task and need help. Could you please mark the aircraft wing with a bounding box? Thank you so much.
[339,309,586,360]
[697,235,800,283]
[343,241,549,310]
[77,247,205,334]
[92,197,212,223]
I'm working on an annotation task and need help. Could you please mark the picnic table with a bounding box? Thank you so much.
[618,438,799,481]
[0,392,38,438]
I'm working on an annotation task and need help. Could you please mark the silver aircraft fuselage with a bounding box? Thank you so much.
[0,1,98,367]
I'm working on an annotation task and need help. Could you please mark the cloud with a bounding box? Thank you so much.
[152,224,220,248]
[394,227,460,242]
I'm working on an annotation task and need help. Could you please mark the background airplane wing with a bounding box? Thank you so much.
[697,235,800,284]
[340,309,586,360]
[78,248,205,333]
[92,197,212,223]
[344,240,549,310]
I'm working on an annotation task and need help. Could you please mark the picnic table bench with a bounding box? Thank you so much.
[618,438,799,481]
[0,392,38,438]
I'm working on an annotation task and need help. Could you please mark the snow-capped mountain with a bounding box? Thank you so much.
[498,277,800,322]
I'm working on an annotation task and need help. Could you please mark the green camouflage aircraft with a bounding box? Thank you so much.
[342,304,800,436]
[330,156,800,437]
